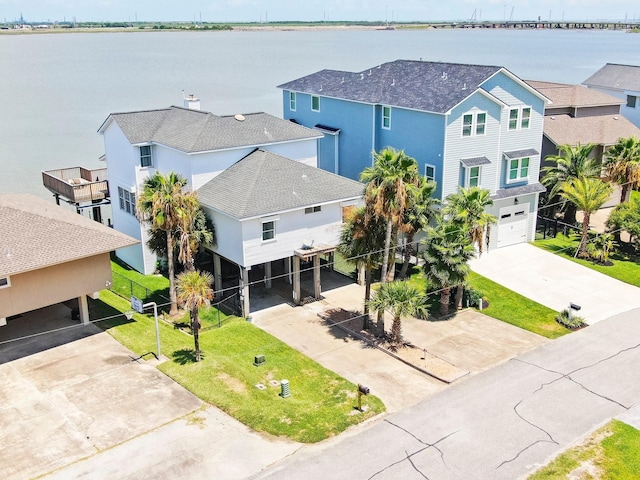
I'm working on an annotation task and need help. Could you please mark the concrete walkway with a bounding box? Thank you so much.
[470,242,640,324]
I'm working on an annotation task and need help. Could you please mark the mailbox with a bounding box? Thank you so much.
[569,303,581,311]
[358,384,370,395]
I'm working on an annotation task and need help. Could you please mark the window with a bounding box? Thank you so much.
[311,96,320,112]
[425,164,436,182]
[382,106,391,129]
[627,95,637,108]
[305,206,322,214]
[0,277,10,289]
[118,186,136,216]
[462,112,486,137]
[466,166,480,187]
[289,91,296,111]
[507,157,530,183]
[262,221,275,241]
[508,109,519,130]
[139,145,152,167]
[521,107,531,129]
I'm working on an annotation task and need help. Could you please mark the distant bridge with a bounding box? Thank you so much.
[429,20,640,30]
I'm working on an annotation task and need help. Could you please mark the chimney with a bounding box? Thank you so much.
[183,93,200,110]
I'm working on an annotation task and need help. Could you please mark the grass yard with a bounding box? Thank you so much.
[91,289,385,443]
[529,420,640,479]
[534,234,640,288]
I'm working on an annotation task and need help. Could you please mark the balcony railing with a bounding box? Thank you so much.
[42,167,109,204]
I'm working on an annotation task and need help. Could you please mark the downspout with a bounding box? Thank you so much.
[371,104,376,165]
[335,131,340,174]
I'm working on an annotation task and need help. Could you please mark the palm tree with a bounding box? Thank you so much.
[604,136,640,203]
[421,216,475,316]
[541,143,600,225]
[176,201,215,271]
[360,148,421,285]
[176,270,214,362]
[561,177,613,257]
[138,171,190,316]
[443,187,497,257]
[367,281,428,350]
[398,178,438,279]
[337,206,385,330]
[606,196,640,250]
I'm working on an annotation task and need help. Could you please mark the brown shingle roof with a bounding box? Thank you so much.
[0,194,139,277]
[543,114,640,147]
[526,80,623,108]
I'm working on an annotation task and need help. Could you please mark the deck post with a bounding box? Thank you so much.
[78,295,90,326]
[213,253,222,300]
[293,255,301,305]
[313,254,321,299]
[240,267,250,318]
[264,261,272,288]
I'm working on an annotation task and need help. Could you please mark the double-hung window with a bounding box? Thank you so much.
[507,157,530,183]
[118,186,136,216]
[382,106,391,129]
[462,114,473,137]
[425,164,436,182]
[139,145,153,167]
[508,109,519,130]
[521,107,531,128]
[289,91,296,111]
[466,166,480,187]
[311,95,320,112]
[462,112,487,137]
[262,221,275,241]
[509,107,531,130]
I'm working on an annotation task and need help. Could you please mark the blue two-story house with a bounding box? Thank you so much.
[278,60,550,249]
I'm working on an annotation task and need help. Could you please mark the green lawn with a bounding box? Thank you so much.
[92,289,385,443]
[534,234,640,288]
[406,267,569,339]
[529,420,640,479]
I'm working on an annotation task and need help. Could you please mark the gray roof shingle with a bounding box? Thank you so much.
[0,194,139,277]
[197,150,364,219]
[277,60,503,113]
[101,107,322,153]
[583,63,640,92]
[492,183,546,200]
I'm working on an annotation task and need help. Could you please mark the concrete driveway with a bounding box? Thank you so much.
[470,242,640,324]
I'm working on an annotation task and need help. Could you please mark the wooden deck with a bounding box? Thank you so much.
[42,167,109,204]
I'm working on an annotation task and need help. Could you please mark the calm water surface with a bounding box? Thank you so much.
[2,29,640,197]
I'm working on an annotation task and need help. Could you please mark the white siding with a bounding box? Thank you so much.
[206,208,245,267]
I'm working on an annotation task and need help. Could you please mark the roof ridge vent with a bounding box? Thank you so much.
[360,73,364,80]
[234,114,245,121]
[441,72,448,80]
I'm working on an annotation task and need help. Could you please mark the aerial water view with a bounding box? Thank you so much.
[2,1,640,479]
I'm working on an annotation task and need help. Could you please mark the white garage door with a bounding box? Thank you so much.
[497,205,528,248]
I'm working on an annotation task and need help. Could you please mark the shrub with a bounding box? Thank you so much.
[555,309,586,330]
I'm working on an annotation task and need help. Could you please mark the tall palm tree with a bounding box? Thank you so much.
[561,177,613,257]
[367,281,428,350]
[443,187,497,257]
[176,201,215,271]
[360,148,421,285]
[337,206,385,330]
[138,171,190,316]
[604,136,640,203]
[541,143,600,225]
[176,270,214,362]
[398,178,438,279]
[421,216,475,316]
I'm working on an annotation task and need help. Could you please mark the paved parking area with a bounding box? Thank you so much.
[470,243,640,324]
[0,326,201,480]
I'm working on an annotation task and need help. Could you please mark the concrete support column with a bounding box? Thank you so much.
[313,254,321,299]
[328,252,335,271]
[264,261,272,288]
[78,295,90,325]
[213,253,222,300]
[284,257,292,285]
[293,255,301,305]
[357,261,366,286]
[240,267,250,318]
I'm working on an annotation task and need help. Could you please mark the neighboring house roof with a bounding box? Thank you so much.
[582,63,640,92]
[526,80,623,108]
[493,183,546,200]
[0,194,139,277]
[278,60,508,113]
[98,106,322,153]
[197,149,364,219]
[543,114,640,147]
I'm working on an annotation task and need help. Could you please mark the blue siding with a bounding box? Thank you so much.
[317,132,336,172]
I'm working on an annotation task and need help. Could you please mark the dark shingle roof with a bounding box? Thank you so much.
[583,63,640,92]
[101,107,322,153]
[492,183,546,200]
[277,60,503,113]
[197,150,363,219]
[0,194,138,276]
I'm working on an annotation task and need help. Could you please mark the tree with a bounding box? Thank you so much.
[541,143,601,224]
[176,270,214,362]
[421,216,475,316]
[606,196,640,251]
[561,177,613,257]
[604,136,640,203]
[398,178,438,279]
[176,201,215,271]
[337,206,385,330]
[443,186,497,257]
[138,171,190,316]
[360,148,421,285]
[367,281,428,350]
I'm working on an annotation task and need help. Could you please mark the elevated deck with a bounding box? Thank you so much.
[42,167,109,204]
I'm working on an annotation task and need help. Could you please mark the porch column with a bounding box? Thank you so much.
[264,261,272,289]
[284,256,292,285]
[313,254,321,299]
[293,255,301,305]
[78,295,90,326]
[240,267,250,318]
[213,253,222,300]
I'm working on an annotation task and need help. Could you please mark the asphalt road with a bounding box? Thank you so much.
[252,307,640,480]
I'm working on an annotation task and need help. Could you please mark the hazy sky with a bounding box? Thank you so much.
[3,0,640,23]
